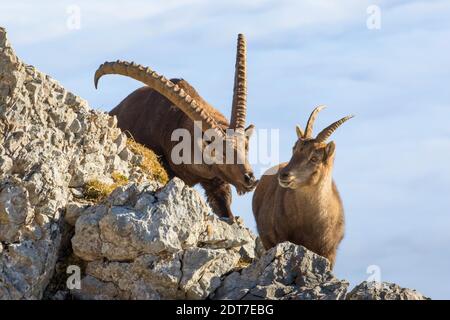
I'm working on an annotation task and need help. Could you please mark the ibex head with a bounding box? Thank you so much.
[278,106,353,189]
[94,34,257,193]
[205,124,256,194]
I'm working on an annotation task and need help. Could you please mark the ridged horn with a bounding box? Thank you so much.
[304,105,326,139]
[230,34,247,133]
[94,60,225,138]
[315,115,354,143]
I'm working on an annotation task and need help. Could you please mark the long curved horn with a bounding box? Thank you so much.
[95,61,225,138]
[315,115,354,143]
[230,34,247,132]
[304,105,326,139]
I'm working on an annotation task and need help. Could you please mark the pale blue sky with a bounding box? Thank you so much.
[2,0,449,299]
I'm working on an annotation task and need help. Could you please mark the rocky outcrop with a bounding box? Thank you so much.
[0,27,430,300]
[69,178,256,300]
[213,242,348,300]
[347,281,429,300]
[0,27,152,299]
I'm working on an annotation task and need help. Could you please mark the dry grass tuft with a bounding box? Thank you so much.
[235,258,251,270]
[83,171,129,201]
[126,138,168,185]
[83,180,115,201]
[82,136,168,202]
[111,171,128,185]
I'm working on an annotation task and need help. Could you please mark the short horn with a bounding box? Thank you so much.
[296,125,304,139]
[230,34,247,133]
[304,105,326,139]
[94,60,225,138]
[315,115,354,143]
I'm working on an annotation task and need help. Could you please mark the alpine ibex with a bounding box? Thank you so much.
[252,106,353,267]
[94,34,257,219]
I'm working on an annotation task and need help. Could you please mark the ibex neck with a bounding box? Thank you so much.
[297,172,334,214]
[316,173,333,195]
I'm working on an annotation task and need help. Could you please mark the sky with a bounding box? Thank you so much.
[1,0,449,299]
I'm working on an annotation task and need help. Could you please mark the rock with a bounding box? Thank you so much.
[69,118,82,133]
[212,242,349,300]
[0,27,150,299]
[198,215,256,251]
[72,275,128,300]
[0,154,13,175]
[50,290,69,300]
[71,177,255,300]
[0,178,34,242]
[65,202,90,226]
[347,281,429,300]
[180,247,240,299]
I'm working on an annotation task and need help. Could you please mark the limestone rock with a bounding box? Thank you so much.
[213,242,349,300]
[71,178,255,300]
[347,281,429,300]
[0,27,149,299]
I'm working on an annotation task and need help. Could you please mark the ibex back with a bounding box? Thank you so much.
[95,34,257,219]
[252,106,353,267]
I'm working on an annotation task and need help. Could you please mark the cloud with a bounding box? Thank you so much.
[0,0,205,44]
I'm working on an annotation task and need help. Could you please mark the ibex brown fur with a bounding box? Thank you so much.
[252,106,353,267]
[95,34,257,219]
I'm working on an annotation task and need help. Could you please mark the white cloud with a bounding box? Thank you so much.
[0,0,203,44]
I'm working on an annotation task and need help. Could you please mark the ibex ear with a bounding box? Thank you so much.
[296,125,304,139]
[245,124,255,138]
[324,141,336,161]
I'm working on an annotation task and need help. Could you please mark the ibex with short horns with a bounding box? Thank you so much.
[95,34,257,219]
[252,106,353,267]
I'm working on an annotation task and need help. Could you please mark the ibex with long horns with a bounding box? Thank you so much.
[94,34,257,219]
[252,106,353,267]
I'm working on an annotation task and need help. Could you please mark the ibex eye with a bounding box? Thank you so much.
[310,156,319,163]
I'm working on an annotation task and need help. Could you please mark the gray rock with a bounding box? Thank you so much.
[0,178,34,242]
[65,202,90,226]
[0,154,13,175]
[0,27,149,299]
[71,206,107,262]
[213,242,349,300]
[180,247,241,299]
[71,177,255,300]
[69,118,82,133]
[72,275,128,300]
[347,281,429,300]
